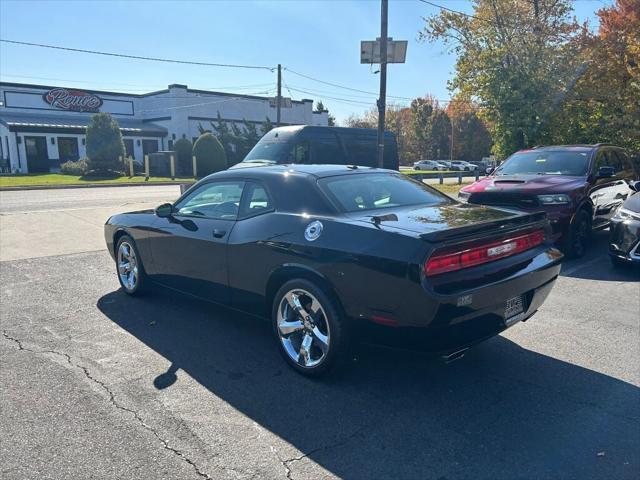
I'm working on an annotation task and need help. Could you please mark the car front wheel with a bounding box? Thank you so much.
[563,210,591,258]
[272,279,349,377]
[115,235,148,295]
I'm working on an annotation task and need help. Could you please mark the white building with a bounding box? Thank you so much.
[0,82,328,173]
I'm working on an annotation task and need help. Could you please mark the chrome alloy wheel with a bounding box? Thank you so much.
[277,289,330,368]
[117,241,138,291]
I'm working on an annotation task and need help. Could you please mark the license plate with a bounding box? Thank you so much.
[504,295,524,325]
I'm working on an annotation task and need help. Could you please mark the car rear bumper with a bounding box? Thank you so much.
[358,247,563,353]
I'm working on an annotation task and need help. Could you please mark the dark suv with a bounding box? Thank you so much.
[458,145,639,257]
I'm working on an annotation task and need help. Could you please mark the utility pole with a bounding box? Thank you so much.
[450,118,454,161]
[376,0,388,168]
[276,64,282,127]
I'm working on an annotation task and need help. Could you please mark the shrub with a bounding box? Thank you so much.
[86,112,125,173]
[60,159,89,176]
[193,133,227,177]
[173,138,193,176]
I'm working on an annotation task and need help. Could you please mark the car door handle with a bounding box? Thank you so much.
[213,229,227,238]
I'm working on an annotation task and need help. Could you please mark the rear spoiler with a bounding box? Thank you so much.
[420,211,548,243]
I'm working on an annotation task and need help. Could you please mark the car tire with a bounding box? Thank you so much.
[115,235,148,295]
[563,210,591,259]
[272,278,350,377]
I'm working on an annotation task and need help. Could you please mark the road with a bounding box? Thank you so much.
[1,186,638,480]
[0,185,180,261]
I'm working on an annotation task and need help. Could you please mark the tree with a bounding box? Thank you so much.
[344,111,376,129]
[209,112,238,164]
[543,0,639,156]
[446,96,493,161]
[199,113,272,165]
[261,117,274,135]
[172,138,193,176]
[315,101,336,126]
[421,0,584,158]
[344,104,418,164]
[411,96,451,159]
[193,133,227,177]
[85,112,125,173]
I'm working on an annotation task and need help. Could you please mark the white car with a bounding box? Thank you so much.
[450,161,479,171]
[414,160,447,171]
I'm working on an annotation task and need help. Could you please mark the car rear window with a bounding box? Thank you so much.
[319,173,448,212]
[497,150,590,176]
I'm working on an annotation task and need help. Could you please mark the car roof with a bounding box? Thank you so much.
[202,164,396,181]
[269,125,396,137]
[520,144,624,153]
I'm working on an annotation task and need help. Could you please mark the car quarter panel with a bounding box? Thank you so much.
[226,212,427,319]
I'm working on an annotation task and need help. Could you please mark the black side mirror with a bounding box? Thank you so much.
[155,203,174,218]
[486,167,494,175]
[631,180,640,192]
[597,166,615,178]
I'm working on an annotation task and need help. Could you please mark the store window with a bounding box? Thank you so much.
[57,137,79,162]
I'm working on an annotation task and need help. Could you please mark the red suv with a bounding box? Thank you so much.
[458,145,639,257]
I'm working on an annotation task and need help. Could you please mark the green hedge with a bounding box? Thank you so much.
[193,133,227,178]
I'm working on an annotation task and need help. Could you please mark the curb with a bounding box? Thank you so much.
[0,181,195,192]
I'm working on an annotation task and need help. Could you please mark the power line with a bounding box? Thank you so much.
[417,0,481,21]
[284,67,413,101]
[1,38,413,101]
[287,86,379,107]
[0,39,275,71]
[139,91,275,113]
[0,74,278,95]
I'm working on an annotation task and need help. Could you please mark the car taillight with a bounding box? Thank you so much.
[424,229,545,277]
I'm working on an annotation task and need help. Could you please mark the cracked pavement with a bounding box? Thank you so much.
[1,186,639,479]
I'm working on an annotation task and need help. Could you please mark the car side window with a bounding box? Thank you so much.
[288,142,310,164]
[612,150,636,180]
[594,150,609,173]
[174,181,244,220]
[239,182,273,218]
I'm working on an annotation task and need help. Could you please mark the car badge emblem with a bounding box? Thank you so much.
[304,220,323,241]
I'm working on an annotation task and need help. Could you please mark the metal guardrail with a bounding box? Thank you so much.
[403,170,481,184]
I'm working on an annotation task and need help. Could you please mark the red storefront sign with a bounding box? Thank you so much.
[43,88,103,112]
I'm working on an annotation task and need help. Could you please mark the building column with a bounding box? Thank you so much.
[8,133,22,173]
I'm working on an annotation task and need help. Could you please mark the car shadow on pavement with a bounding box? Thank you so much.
[97,289,639,479]
[560,229,640,282]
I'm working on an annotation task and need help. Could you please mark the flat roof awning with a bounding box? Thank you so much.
[0,113,167,137]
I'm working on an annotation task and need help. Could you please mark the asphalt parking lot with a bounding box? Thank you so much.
[1,186,638,480]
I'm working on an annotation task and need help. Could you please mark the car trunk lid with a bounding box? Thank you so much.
[349,203,545,241]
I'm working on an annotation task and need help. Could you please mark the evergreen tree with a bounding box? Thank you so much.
[86,113,125,173]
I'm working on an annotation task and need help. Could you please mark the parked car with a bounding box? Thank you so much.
[105,164,562,376]
[233,125,399,170]
[438,160,453,170]
[609,188,640,267]
[450,161,479,171]
[413,160,447,171]
[458,144,639,258]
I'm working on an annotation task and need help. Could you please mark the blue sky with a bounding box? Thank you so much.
[0,0,611,123]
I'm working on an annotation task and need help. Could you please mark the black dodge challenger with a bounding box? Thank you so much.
[105,165,563,376]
